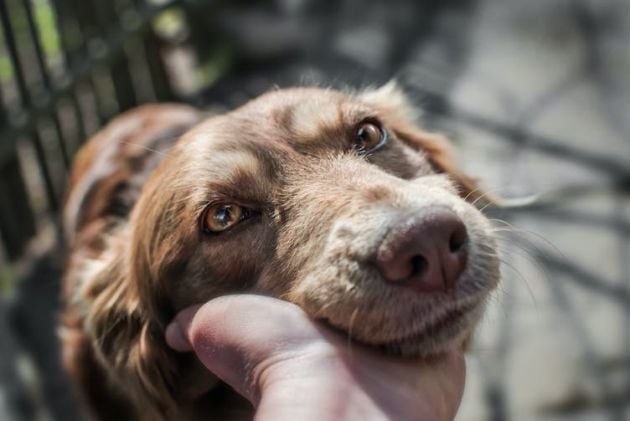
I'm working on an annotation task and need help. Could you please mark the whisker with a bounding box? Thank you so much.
[346,308,359,360]
[469,185,533,208]
[493,232,546,265]
[488,218,515,229]
[463,185,485,202]
[512,230,565,262]
[488,218,565,260]
[493,227,566,263]
[482,291,510,328]
[470,187,504,208]
[488,218,567,260]
[479,200,495,213]
[477,225,541,306]
[118,140,169,157]
[497,256,538,307]
[491,235,557,306]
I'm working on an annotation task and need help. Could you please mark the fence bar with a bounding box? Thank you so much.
[29,130,59,212]
[22,0,71,169]
[0,0,32,107]
[0,87,36,259]
[110,57,138,112]
[62,0,110,124]
[0,0,39,258]
[86,0,138,113]
[0,156,37,259]
[49,0,98,138]
[144,29,175,101]
[69,94,87,143]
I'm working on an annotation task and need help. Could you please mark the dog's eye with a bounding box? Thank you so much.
[202,204,254,234]
[354,121,388,153]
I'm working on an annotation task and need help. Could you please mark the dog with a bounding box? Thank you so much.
[60,83,500,420]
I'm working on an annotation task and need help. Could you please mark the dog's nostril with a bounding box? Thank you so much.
[449,225,468,253]
[410,255,428,277]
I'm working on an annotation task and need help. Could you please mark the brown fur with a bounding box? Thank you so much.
[61,84,500,420]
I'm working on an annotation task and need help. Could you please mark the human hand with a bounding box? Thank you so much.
[165,295,465,421]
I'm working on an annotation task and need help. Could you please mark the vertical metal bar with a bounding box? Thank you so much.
[0,299,38,420]
[0,64,7,123]
[29,131,59,212]
[0,37,16,259]
[110,56,138,111]
[79,0,118,122]
[103,9,138,112]
[21,0,54,90]
[0,79,36,260]
[0,0,42,257]
[0,157,38,259]
[22,0,70,169]
[101,0,138,111]
[70,93,87,142]
[143,29,175,102]
[89,0,116,29]
[47,6,86,142]
[56,0,108,124]
[49,0,97,137]
[68,0,97,40]
[0,0,32,107]
[48,0,79,53]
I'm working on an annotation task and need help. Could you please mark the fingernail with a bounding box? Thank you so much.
[165,321,192,352]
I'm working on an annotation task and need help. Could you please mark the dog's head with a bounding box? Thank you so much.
[88,84,499,412]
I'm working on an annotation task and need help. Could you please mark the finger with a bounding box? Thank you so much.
[169,295,325,404]
[165,305,200,351]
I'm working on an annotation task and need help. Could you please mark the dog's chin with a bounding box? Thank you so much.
[377,303,483,357]
[326,301,483,358]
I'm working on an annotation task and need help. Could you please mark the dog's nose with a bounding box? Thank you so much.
[375,209,468,292]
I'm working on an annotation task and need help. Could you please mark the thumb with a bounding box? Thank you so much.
[165,295,325,404]
[165,305,199,351]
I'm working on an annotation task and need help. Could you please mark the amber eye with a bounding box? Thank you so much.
[202,203,254,234]
[355,121,387,152]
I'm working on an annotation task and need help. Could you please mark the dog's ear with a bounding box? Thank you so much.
[361,82,488,204]
[86,241,177,419]
[392,124,484,203]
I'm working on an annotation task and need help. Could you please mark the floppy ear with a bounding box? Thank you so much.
[392,124,484,203]
[361,82,489,205]
[85,240,177,420]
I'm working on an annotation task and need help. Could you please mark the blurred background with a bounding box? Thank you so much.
[0,0,628,420]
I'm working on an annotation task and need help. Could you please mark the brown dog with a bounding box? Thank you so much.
[60,83,500,420]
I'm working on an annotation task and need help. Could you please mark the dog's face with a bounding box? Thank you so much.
[129,84,500,357]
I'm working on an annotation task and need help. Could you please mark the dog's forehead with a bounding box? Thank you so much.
[187,88,378,156]
[246,87,350,117]
[242,88,373,146]
[174,87,407,192]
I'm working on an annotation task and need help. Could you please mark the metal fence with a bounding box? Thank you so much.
[0,0,183,262]
[0,2,197,418]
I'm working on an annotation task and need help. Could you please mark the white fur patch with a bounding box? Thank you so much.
[291,98,340,139]
[360,80,418,123]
